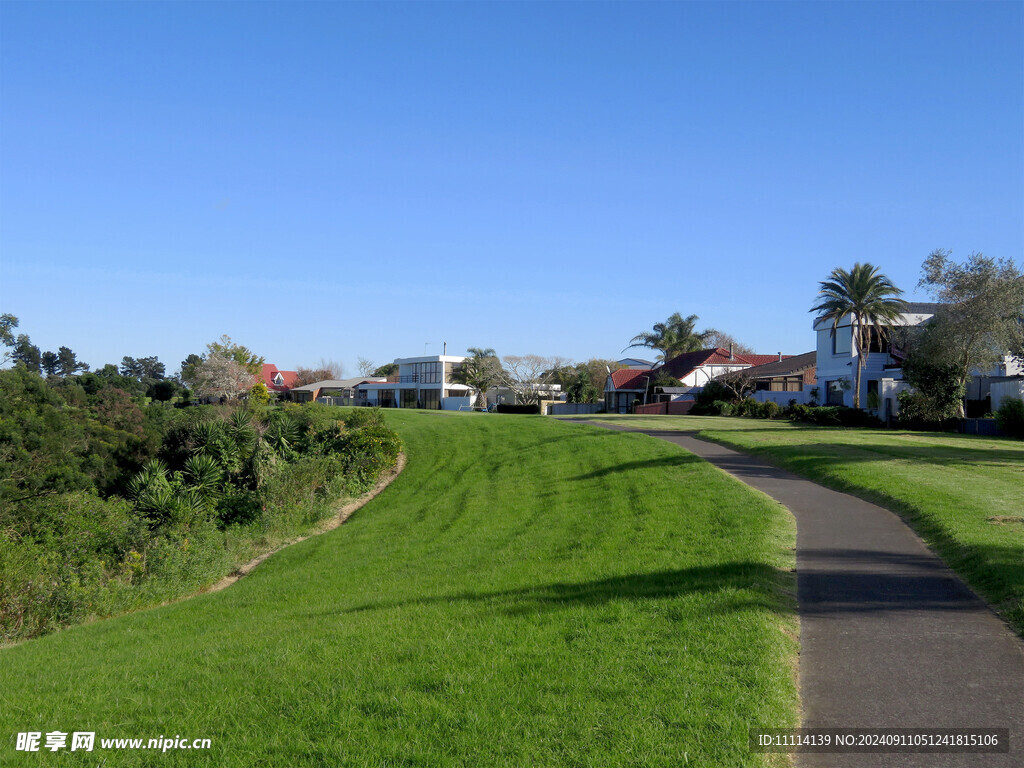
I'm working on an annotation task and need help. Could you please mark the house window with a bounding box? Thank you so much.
[867,328,887,354]
[421,390,440,410]
[827,380,845,406]
[401,389,418,409]
[831,329,838,355]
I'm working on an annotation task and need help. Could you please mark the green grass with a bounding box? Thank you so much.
[585,414,1024,635]
[0,412,797,767]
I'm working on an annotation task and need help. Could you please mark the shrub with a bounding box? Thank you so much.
[896,391,960,432]
[336,424,403,490]
[995,397,1024,438]
[691,381,734,415]
[343,406,385,430]
[736,397,759,417]
[759,400,781,419]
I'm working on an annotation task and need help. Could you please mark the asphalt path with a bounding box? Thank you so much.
[571,422,1024,768]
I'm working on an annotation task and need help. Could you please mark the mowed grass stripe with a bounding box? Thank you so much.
[587,414,1024,635]
[1,412,796,767]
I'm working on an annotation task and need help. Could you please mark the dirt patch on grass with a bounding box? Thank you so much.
[987,515,1024,526]
[206,452,406,594]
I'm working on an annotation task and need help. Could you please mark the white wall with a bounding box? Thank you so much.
[991,380,1024,411]
[441,396,472,411]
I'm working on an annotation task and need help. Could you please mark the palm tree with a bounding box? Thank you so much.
[625,313,714,361]
[811,263,907,409]
[453,347,501,409]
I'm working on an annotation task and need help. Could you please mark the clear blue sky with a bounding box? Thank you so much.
[2,1,1021,375]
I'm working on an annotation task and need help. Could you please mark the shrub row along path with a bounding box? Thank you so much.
[573,422,1024,768]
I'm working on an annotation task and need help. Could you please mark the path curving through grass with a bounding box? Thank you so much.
[1,412,798,767]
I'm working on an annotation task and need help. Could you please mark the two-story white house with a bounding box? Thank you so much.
[814,302,1023,417]
[356,355,474,410]
[814,302,940,416]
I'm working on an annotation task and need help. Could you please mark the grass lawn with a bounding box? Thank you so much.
[583,414,1024,635]
[0,412,797,767]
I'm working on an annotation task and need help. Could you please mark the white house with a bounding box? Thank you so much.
[813,302,1022,417]
[356,355,474,410]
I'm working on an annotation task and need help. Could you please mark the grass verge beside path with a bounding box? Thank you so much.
[583,414,1024,636]
[1,412,797,768]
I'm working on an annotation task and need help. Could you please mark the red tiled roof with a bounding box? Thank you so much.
[738,354,793,367]
[656,348,793,380]
[609,369,650,390]
[261,364,299,392]
[606,348,797,391]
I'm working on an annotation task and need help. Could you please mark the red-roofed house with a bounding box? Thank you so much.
[603,347,795,413]
[261,364,299,394]
[604,368,654,413]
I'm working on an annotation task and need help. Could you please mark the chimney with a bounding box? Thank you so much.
[729,343,733,360]
[778,352,783,362]
[443,341,447,356]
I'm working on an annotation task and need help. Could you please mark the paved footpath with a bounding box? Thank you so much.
[576,423,1024,768]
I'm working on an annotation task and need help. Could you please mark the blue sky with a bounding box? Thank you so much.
[2,1,1021,375]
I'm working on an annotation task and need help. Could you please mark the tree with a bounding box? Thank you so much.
[356,357,377,377]
[179,354,204,386]
[500,355,567,406]
[0,366,94,503]
[373,363,398,377]
[626,313,714,361]
[713,368,756,402]
[204,335,264,375]
[810,263,907,409]
[55,346,88,377]
[294,359,344,387]
[565,372,600,404]
[121,356,165,382]
[896,355,964,424]
[191,352,257,402]
[41,350,60,377]
[452,347,502,409]
[908,250,1024,416]
[11,334,41,373]
[704,330,753,356]
[0,313,17,363]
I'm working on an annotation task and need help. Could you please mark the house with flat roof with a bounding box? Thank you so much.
[356,355,474,410]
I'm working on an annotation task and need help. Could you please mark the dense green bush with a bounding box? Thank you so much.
[895,391,960,432]
[995,397,1024,438]
[1,381,403,644]
[786,404,882,428]
[690,381,734,415]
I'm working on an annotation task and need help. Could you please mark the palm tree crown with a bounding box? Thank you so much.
[811,263,907,408]
[625,313,714,361]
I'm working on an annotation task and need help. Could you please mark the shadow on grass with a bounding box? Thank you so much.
[725,441,1024,469]
[331,563,792,617]
[569,453,701,480]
